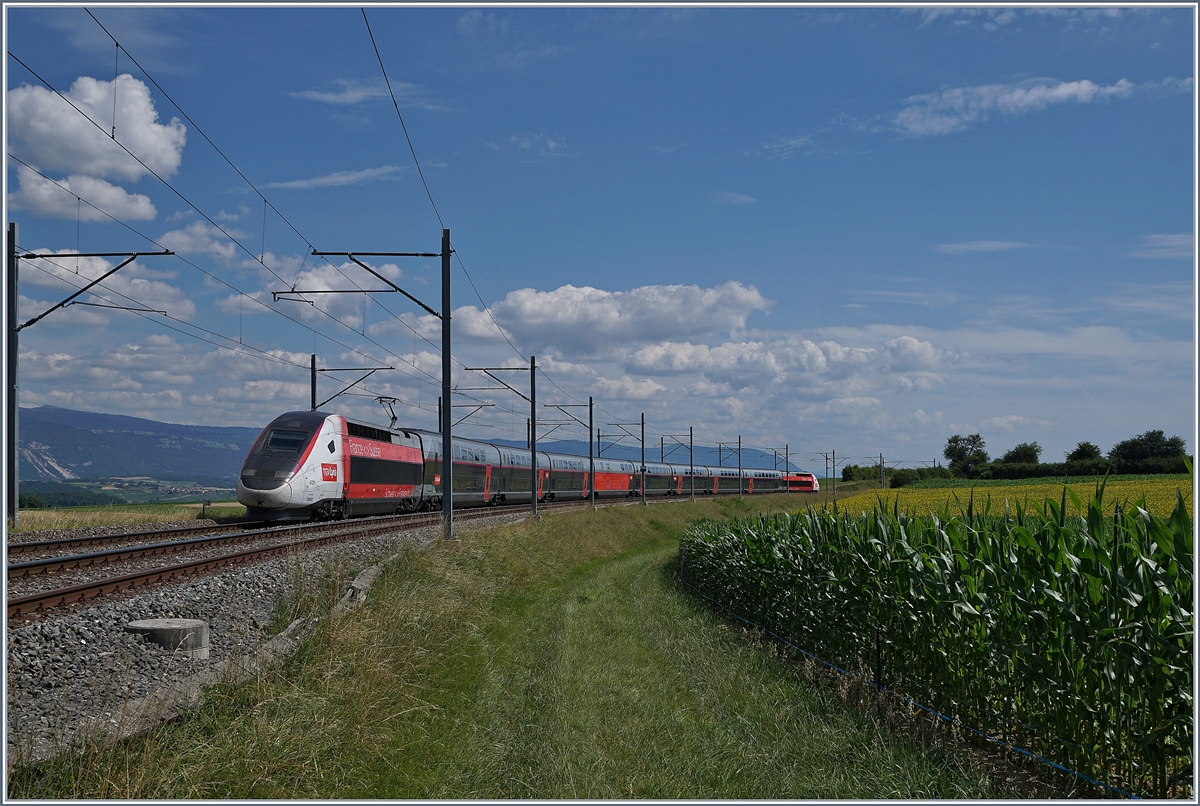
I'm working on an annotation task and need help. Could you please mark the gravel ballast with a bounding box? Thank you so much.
[6,514,525,763]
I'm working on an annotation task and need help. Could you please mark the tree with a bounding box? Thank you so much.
[1065,443,1099,462]
[1108,429,1188,474]
[1001,442,1042,464]
[943,434,988,476]
[18,493,47,509]
[1065,441,1102,462]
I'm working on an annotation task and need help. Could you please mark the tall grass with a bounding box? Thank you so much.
[8,503,246,534]
[678,483,1193,798]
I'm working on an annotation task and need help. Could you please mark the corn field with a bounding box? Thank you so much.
[678,483,1193,797]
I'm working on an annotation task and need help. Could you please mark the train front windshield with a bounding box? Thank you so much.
[257,428,311,456]
[242,412,328,483]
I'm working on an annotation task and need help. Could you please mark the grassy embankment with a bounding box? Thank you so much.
[8,493,1019,799]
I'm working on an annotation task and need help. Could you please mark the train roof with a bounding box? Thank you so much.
[306,416,812,475]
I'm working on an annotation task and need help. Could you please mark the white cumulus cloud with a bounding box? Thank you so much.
[8,74,186,180]
[8,165,156,221]
[488,281,771,355]
[159,221,238,262]
[289,79,390,105]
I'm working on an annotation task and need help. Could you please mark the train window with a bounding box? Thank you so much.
[258,429,310,456]
[347,422,393,443]
[351,457,422,486]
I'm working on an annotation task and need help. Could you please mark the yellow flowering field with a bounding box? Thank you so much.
[836,478,1193,520]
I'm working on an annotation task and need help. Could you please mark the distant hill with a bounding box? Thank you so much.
[15,406,810,488]
[18,406,262,486]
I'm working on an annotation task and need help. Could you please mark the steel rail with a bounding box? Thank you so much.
[6,509,461,619]
[5,492,747,619]
[10,529,315,580]
[7,521,260,557]
[5,508,474,580]
[6,503,572,619]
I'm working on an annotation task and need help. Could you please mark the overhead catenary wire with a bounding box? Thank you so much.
[76,18,756,453]
[8,38,443,376]
[20,246,537,438]
[55,14,456,353]
[6,50,297,290]
[73,16,503,385]
[7,166,443,394]
[81,7,368,295]
[6,150,449,390]
[20,254,460,419]
[16,19,810,458]
[21,255,308,371]
[360,8,532,370]
[361,7,442,230]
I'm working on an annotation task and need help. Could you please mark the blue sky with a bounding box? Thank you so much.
[4,5,1195,473]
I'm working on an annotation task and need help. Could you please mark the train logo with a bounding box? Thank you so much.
[321,463,338,482]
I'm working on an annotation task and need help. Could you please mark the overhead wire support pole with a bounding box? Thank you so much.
[641,412,646,506]
[6,224,18,526]
[306,231,454,538]
[661,432,691,499]
[8,242,172,527]
[531,356,537,517]
[602,420,642,499]
[313,365,394,411]
[464,360,537,516]
[542,401,593,509]
[15,250,173,332]
[590,397,594,509]
[441,230,452,537]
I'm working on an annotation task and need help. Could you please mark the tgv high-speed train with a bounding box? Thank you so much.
[237,410,819,521]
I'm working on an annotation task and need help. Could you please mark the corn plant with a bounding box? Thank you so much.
[678,483,1193,798]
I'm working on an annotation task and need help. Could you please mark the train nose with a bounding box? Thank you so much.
[236,479,294,509]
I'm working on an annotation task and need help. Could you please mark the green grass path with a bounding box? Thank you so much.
[369,540,1000,798]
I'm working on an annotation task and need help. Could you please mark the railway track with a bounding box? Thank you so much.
[6,521,268,559]
[4,503,552,618]
[6,497,665,619]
